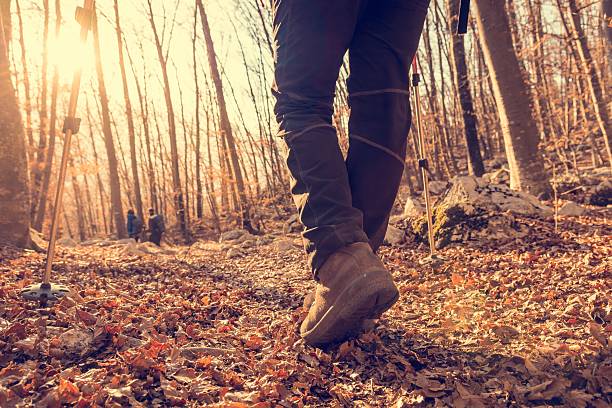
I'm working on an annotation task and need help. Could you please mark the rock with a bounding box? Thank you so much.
[137,242,165,255]
[226,247,245,259]
[428,181,448,195]
[406,176,551,249]
[384,225,405,246]
[219,229,248,243]
[116,238,137,245]
[558,201,586,217]
[58,328,93,356]
[239,239,257,249]
[274,239,297,252]
[482,167,510,185]
[446,176,552,217]
[589,180,612,207]
[402,197,425,218]
[283,214,302,234]
[29,228,47,251]
[256,236,273,246]
[57,237,77,247]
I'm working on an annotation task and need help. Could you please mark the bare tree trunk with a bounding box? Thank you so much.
[31,0,50,218]
[604,0,612,77]
[474,0,550,197]
[564,0,612,171]
[196,0,254,232]
[14,0,33,152]
[34,0,61,232]
[0,0,30,247]
[92,10,126,238]
[114,0,143,221]
[193,8,203,219]
[448,0,485,176]
[147,0,189,241]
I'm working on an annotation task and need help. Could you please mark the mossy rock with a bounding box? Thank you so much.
[410,203,489,249]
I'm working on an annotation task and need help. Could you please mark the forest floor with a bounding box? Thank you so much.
[0,209,610,407]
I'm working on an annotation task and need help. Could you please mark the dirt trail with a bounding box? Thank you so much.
[0,211,610,407]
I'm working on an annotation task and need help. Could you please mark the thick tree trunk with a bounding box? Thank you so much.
[92,10,126,238]
[448,0,485,177]
[473,0,550,197]
[0,0,30,247]
[196,0,253,232]
[114,0,143,222]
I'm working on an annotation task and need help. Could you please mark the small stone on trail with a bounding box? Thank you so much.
[558,201,586,217]
[226,247,245,259]
[384,225,405,246]
[219,229,248,242]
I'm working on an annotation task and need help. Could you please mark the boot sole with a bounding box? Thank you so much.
[301,270,399,346]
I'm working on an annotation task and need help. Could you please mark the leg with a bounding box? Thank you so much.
[346,0,430,250]
[272,0,368,273]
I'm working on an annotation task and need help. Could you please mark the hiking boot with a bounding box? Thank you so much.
[303,290,377,333]
[300,242,399,346]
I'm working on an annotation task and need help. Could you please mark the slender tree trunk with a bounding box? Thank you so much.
[114,0,143,221]
[31,0,50,218]
[473,0,550,196]
[564,0,612,171]
[34,0,61,232]
[448,0,485,176]
[92,10,126,238]
[196,0,253,232]
[0,0,30,247]
[14,0,33,152]
[147,0,189,241]
[193,8,203,219]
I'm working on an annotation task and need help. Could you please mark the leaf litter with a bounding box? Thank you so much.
[0,210,610,407]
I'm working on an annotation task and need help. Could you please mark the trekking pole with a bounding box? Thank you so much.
[411,57,444,267]
[21,0,95,305]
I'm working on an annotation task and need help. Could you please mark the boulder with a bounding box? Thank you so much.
[428,180,448,195]
[57,237,77,247]
[116,238,137,245]
[226,247,245,259]
[384,225,405,246]
[402,197,425,218]
[558,201,586,217]
[283,214,302,234]
[274,239,298,252]
[219,229,248,243]
[403,176,552,249]
[482,167,510,185]
[589,180,612,207]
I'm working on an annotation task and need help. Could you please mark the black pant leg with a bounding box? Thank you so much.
[272,0,369,274]
[346,0,430,250]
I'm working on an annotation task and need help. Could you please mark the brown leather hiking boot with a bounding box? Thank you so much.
[300,242,399,346]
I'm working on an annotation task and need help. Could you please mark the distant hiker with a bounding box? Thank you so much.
[147,208,165,246]
[126,210,143,242]
[272,0,429,346]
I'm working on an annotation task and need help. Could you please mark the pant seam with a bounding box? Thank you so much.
[349,88,411,98]
[285,123,335,143]
[349,133,406,167]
